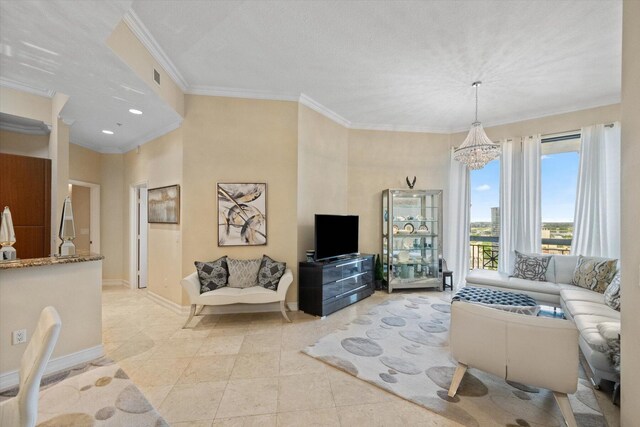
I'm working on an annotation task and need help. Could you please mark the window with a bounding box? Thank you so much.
[469,158,500,269]
[540,136,580,254]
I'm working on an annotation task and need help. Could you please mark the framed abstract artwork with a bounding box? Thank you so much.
[148,184,180,224]
[217,183,267,246]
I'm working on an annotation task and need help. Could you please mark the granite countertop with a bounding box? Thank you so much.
[0,253,104,270]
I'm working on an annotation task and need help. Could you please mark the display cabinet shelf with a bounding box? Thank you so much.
[382,189,443,293]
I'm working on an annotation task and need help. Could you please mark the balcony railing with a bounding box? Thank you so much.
[469,236,572,270]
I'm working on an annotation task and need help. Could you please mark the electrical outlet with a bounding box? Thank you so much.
[12,329,27,345]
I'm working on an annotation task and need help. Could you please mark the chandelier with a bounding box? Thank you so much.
[453,81,501,170]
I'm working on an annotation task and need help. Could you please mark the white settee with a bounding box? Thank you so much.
[181,269,294,328]
[465,254,619,386]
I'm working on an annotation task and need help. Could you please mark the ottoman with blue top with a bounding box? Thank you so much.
[452,286,540,316]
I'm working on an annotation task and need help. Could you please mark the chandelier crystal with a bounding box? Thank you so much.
[454,81,500,170]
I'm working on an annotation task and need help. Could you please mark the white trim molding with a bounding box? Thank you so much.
[123,10,189,92]
[0,77,56,98]
[119,118,183,154]
[147,290,189,314]
[189,85,299,102]
[299,94,351,128]
[102,279,128,287]
[0,345,104,392]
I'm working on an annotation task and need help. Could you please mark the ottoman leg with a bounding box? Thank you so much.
[448,362,468,397]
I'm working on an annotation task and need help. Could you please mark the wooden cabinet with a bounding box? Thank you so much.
[0,153,51,258]
[299,254,375,317]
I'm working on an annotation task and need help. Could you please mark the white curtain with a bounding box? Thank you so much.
[498,135,541,274]
[571,123,621,258]
[445,148,470,289]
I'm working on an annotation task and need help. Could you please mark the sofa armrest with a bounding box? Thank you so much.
[181,272,201,304]
[276,268,293,300]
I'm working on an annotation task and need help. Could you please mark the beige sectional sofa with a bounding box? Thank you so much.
[465,254,620,385]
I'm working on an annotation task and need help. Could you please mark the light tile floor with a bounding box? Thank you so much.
[102,286,620,426]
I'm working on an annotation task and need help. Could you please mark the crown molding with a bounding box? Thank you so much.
[69,140,122,154]
[348,121,452,134]
[298,94,351,128]
[0,121,50,135]
[188,85,299,102]
[123,9,189,92]
[119,118,183,153]
[0,77,56,98]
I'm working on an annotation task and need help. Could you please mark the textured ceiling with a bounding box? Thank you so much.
[132,0,622,132]
[0,1,622,153]
[0,0,181,152]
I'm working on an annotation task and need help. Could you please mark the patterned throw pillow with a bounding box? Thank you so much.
[572,256,618,293]
[510,251,552,281]
[227,258,262,288]
[195,257,228,293]
[604,272,621,311]
[258,255,286,290]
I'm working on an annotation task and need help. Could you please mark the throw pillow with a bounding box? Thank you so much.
[195,257,228,293]
[227,258,262,288]
[572,256,618,293]
[257,255,286,290]
[510,250,552,281]
[604,272,621,311]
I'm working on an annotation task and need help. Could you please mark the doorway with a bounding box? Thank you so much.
[68,180,100,255]
[130,183,148,289]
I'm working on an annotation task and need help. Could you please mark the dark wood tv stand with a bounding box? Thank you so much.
[298,254,375,317]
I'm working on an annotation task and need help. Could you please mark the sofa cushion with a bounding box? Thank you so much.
[572,256,618,293]
[257,255,286,290]
[510,251,552,281]
[195,257,228,293]
[604,272,621,311]
[573,314,621,352]
[560,288,605,304]
[466,269,561,296]
[227,258,261,288]
[552,255,579,284]
[564,300,621,320]
[202,285,276,297]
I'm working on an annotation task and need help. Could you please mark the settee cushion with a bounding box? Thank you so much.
[258,255,286,290]
[572,255,618,293]
[511,251,552,281]
[195,257,229,293]
[573,315,621,352]
[467,270,561,296]
[604,272,621,311]
[228,258,261,288]
[552,255,579,284]
[564,300,621,320]
[560,288,605,304]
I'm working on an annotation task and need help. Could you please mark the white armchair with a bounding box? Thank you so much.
[181,268,294,327]
[448,301,580,427]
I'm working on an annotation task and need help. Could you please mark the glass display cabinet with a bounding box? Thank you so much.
[382,189,443,293]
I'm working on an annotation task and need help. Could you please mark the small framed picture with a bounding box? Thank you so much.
[148,185,180,224]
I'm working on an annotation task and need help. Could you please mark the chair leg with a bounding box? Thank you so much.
[448,362,468,397]
[280,300,291,323]
[196,305,205,316]
[183,304,196,329]
[553,392,578,427]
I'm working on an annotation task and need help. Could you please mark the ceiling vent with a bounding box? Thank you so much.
[153,69,160,85]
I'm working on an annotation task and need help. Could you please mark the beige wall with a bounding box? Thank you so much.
[124,128,183,303]
[100,154,125,281]
[49,94,70,254]
[450,104,621,144]
[69,143,102,184]
[0,86,52,125]
[0,129,49,158]
[347,129,451,255]
[297,105,349,263]
[182,95,299,304]
[621,0,640,421]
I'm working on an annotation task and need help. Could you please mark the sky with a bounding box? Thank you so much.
[470,152,579,223]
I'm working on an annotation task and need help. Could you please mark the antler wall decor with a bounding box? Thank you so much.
[406,176,416,189]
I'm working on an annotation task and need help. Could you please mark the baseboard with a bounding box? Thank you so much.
[102,279,128,287]
[146,290,299,316]
[147,290,189,314]
[0,344,104,392]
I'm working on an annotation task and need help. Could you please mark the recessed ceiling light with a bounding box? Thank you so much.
[129,108,143,115]
[102,130,114,135]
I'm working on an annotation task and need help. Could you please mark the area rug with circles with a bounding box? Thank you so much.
[302,293,605,427]
[0,357,168,426]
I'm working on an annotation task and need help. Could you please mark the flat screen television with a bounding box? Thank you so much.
[314,214,359,261]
